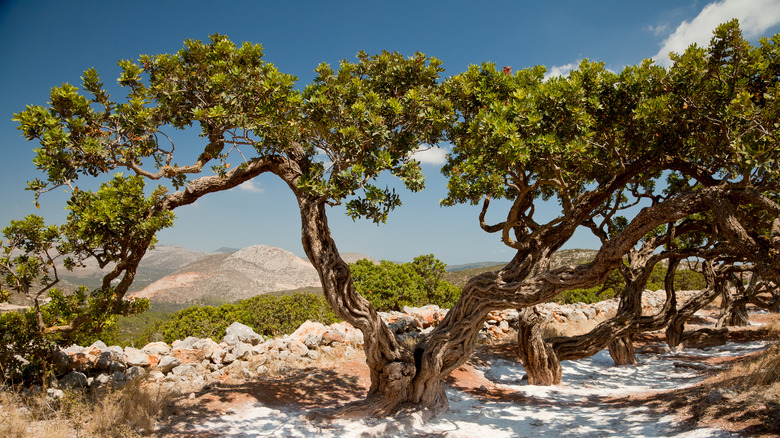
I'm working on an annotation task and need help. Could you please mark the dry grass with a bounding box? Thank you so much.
[654,342,780,436]
[0,388,72,438]
[0,377,174,438]
[766,319,780,336]
[722,342,780,388]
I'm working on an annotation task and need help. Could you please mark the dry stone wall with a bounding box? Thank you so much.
[48,289,701,396]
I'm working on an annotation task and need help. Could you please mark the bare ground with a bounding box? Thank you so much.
[157,310,780,437]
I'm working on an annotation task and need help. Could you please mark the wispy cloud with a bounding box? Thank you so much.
[544,62,580,80]
[653,0,780,67]
[238,179,264,193]
[647,23,671,36]
[411,146,449,166]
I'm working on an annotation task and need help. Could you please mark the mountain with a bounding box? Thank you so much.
[132,245,323,304]
[341,253,379,265]
[55,245,216,292]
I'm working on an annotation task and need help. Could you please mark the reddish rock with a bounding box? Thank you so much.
[407,306,442,328]
[322,329,346,345]
[291,321,328,347]
[288,340,309,357]
[124,347,152,367]
[172,348,206,364]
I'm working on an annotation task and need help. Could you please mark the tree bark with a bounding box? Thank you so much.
[666,263,721,350]
[681,328,729,348]
[607,335,637,365]
[517,307,562,385]
[297,194,416,416]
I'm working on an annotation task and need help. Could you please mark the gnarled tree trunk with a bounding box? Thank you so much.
[607,335,637,365]
[297,194,416,416]
[667,261,721,350]
[517,307,562,385]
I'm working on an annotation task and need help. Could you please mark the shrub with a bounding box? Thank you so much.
[0,287,130,384]
[554,286,617,305]
[138,292,339,344]
[350,255,460,312]
[241,292,340,336]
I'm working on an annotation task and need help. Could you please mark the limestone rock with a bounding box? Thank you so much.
[123,347,151,367]
[62,371,88,388]
[172,347,205,364]
[290,321,327,347]
[224,322,262,346]
[156,356,181,374]
[142,341,171,356]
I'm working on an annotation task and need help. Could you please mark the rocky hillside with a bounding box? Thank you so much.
[133,245,324,304]
[55,245,217,292]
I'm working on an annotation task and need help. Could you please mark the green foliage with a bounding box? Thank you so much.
[554,286,616,305]
[673,268,706,291]
[300,51,452,222]
[350,255,460,311]
[63,175,174,267]
[553,264,706,305]
[106,302,188,346]
[138,292,339,345]
[442,21,780,269]
[1,215,63,302]
[0,189,161,383]
[0,309,56,383]
[240,293,340,336]
[0,287,130,383]
[144,303,250,344]
[9,33,452,382]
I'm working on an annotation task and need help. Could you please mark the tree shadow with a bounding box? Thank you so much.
[158,367,370,436]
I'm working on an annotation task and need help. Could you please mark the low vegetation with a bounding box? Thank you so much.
[137,292,340,345]
[0,379,173,438]
[351,255,461,312]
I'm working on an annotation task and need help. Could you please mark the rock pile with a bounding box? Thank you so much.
[49,289,703,393]
[51,321,364,393]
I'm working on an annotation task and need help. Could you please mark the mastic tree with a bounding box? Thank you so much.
[13,35,452,412]
[410,20,780,400]
[0,176,168,381]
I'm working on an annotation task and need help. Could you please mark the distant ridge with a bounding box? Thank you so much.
[214,247,239,254]
[57,245,217,291]
[134,245,338,304]
[447,261,507,272]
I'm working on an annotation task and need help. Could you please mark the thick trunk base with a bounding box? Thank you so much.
[517,308,562,385]
[726,305,750,327]
[607,336,638,365]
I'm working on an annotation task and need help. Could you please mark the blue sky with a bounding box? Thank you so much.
[2,0,780,265]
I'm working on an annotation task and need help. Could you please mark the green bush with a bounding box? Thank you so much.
[241,293,340,336]
[137,292,339,345]
[554,286,617,305]
[350,255,460,312]
[0,287,128,383]
[552,264,706,305]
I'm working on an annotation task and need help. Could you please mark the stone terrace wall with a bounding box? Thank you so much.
[47,289,702,397]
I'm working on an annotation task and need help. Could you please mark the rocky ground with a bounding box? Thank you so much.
[5,292,779,437]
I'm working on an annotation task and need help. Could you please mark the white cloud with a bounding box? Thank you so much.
[653,0,780,67]
[411,146,449,166]
[647,23,671,36]
[237,179,264,193]
[544,62,579,80]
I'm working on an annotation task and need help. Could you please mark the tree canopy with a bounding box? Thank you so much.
[4,20,779,417]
